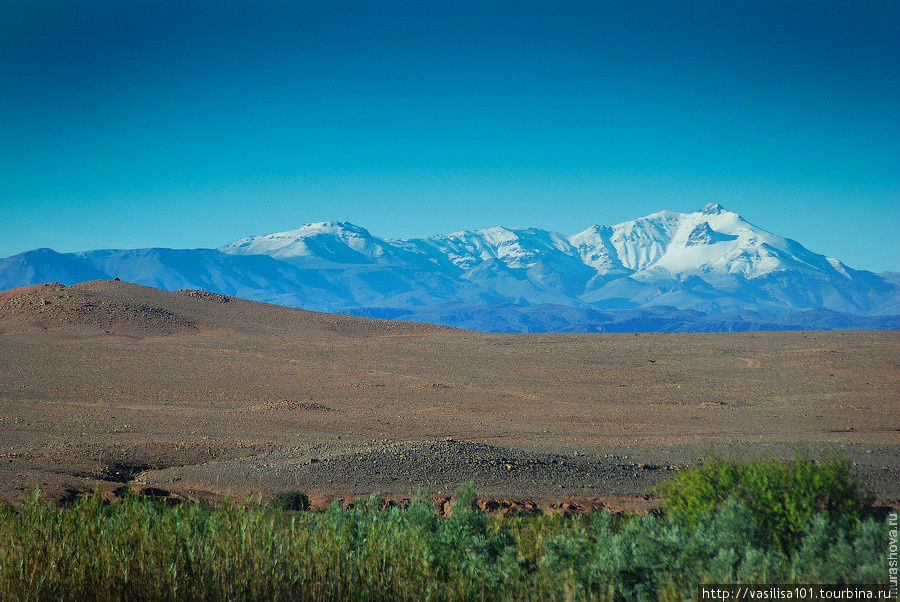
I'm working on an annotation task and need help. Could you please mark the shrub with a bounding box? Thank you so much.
[656,455,868,552]
[271,490,310,511]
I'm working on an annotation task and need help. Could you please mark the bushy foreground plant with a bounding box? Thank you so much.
[655,455,868,552]
[539,499,887,600]
[0,480,889,601]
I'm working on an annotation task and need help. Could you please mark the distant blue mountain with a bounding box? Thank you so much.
[0,248,108,290]
[347,304,900,333]
[1,205,897,332]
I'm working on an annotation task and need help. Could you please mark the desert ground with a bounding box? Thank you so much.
[0,281,897,509]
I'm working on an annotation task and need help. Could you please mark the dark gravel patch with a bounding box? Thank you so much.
[136,439,900,501]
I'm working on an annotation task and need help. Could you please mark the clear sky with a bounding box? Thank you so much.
[1,1,898,271]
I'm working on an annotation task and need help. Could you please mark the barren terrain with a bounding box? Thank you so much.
[1,281,897,508]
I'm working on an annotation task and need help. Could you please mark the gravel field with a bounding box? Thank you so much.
[136,439,900,504]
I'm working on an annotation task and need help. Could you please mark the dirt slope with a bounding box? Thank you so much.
[0,280,447,337]
[0,280,897,505]
[0,282,198,337]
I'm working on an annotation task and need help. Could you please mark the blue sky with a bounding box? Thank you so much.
[2,1,898,271]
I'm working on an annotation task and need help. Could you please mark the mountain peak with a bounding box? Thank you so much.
[218,220,385,261]
[700,202,725,215]
[293,221,370,235]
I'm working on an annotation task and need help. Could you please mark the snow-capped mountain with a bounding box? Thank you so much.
[603,203,844,280]
[214,203,895,315]
[220,221,403,265]
[2,204,897,331]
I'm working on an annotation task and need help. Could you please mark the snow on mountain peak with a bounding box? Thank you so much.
[826,257,852,279]
[215,205,888,303]
[701,202,726,214]
[218,221,391,262]
[218,206,785,279]
[601,211,683,271]
[297,221,369,234]
[403,225,581,271]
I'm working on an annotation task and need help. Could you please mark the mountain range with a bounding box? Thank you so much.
[2,203,897,332]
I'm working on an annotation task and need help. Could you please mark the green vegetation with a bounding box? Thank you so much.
[271,490,310,511]
[656,455,869,552]
[0,460,890,601]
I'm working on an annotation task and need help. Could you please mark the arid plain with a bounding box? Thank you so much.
[1,281,897,508]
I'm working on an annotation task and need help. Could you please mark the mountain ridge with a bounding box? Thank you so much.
[2,204,897,332]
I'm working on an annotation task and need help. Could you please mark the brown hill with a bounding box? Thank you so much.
[0,280,446,338]
[0,282,197,337]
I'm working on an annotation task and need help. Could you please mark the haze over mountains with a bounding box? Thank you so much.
[2,204,897,332]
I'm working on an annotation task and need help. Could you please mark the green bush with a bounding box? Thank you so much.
[271,490,310,511]
[539,499,888,600]
[656,456,868,552]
